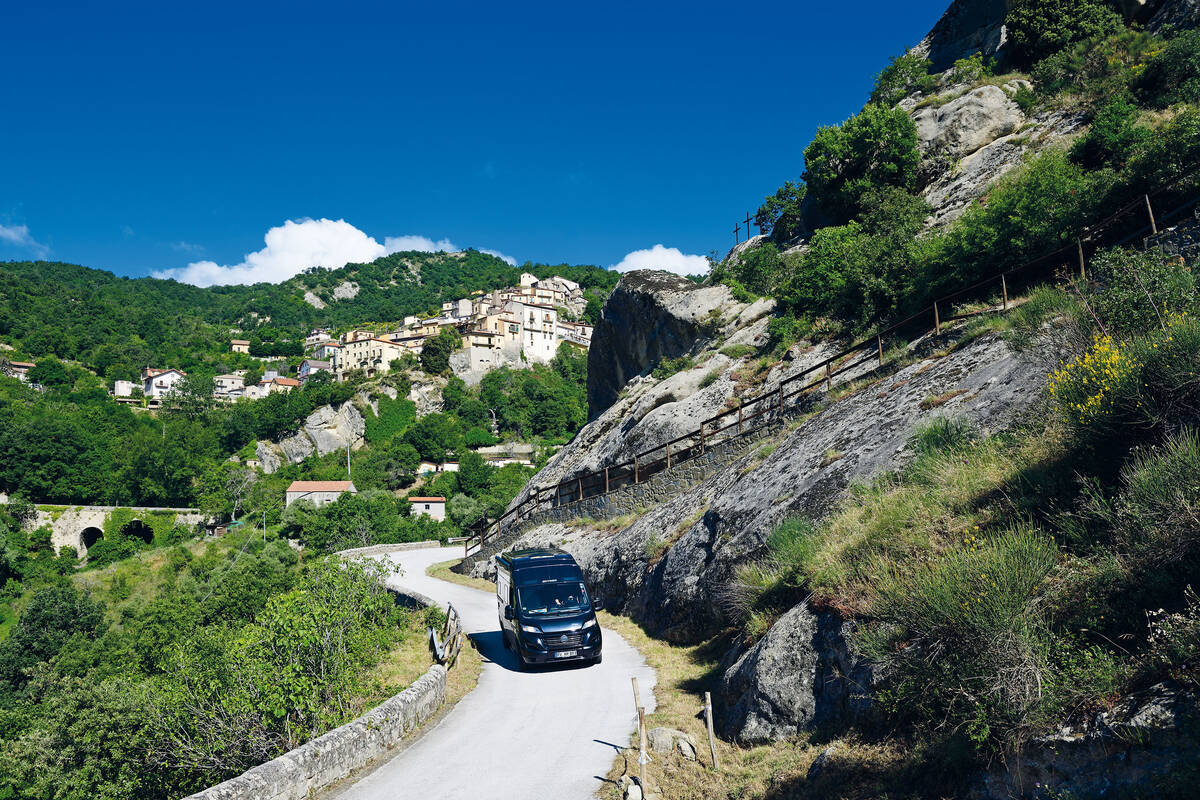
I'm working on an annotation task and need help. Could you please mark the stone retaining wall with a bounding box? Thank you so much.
[1147,209,1200,262]
[458,420,785,574]
[183,544,448,800]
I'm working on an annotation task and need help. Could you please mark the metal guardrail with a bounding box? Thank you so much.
[465,166,1200,559]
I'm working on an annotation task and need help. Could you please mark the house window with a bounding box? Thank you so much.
[424,504,430,510]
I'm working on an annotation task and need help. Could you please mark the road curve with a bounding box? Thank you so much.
[326,546,657,800]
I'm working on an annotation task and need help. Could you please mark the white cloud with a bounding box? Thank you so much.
[383,234,459,254]
[156,218,389,286]
[612,244,709,276]
[155,218,515,287]
[480,248,518,266]
[0,223,49,258]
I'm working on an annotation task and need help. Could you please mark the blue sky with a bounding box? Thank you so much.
[0,0,949,283]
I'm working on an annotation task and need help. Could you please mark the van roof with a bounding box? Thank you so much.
[498,547,575,569]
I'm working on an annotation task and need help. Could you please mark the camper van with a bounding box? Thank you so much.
[495,547,603,668]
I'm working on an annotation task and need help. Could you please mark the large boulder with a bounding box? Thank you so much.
[587,270,736,418]
[717,603,875,743]
[1148,0,1200,31]
[304,402,365,456]
[912,83,1025,162]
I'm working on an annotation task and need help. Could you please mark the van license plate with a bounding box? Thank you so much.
[555,650,577,658]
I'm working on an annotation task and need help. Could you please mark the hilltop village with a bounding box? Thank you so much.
[105,271,593,405]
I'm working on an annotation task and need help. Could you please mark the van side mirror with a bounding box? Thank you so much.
[593,597,605,611]
[503,605,514,621]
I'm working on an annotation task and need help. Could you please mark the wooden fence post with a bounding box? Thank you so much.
[933,301,941,336]
[666,442,671,469]
[877,335,884,366]
[699,422,705,453]
[1001,273,1009,311]
[1145,194,1158,234]
[1077,238,1087,280]
[634,456,640,484]
[705,691,720,771]
[738,403,743,434]
[605,466,610,494]
[825,362,832,392]
[577,476,583,502]
[779,381,785,410]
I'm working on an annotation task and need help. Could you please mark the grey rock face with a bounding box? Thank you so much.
[647,727,697,758]
[304,403,365,456]
[254,400,365,473]
[255,440,282,474]
[332,280,359,300]
[913,84,1024,162]
[515,332,1054,643]
[1148,0,1200,32]
[303,290,327,309]
[587,270,736,418]
[976,683,1199,799]
[717,604,875,743]
[912,0,1008,72]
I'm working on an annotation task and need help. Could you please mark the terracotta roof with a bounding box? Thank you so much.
[230,339,250,345]
[286,481,356,492]
[272,377,300,386]
[407,496,446,503]
[9,361,35,368]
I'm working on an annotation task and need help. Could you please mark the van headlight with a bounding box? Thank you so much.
[580,618,597,630]
[520,624,540,633]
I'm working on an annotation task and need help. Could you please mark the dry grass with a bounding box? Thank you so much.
[428,557,496,593]
[597,612,909,800]
[566,508,649,534]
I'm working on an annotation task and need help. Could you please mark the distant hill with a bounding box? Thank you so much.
[0,250,618,380]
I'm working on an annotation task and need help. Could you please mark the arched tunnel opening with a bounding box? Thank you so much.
[81,526,103,551]
[121,519,155,545]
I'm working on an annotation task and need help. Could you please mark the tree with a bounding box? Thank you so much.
[420,328,461,375]
[755,181,808,243]
[457,450,493,496]
[0,582,105,695]
[1005,0,1122,68]
[802,104,920,227]
[869,51,936,107]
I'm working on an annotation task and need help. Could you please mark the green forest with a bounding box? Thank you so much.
[0,250,617,381]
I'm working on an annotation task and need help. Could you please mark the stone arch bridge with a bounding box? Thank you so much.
[33,505,207,556]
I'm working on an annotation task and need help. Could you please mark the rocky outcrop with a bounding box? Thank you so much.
[975,683,1200,799]
[717,604,875,743]
[303,290,327,309]
[912,0,1008,72]
[1148,0,1200,32]
[587,270,739,418]
[255,401,366,474]
[912,83,1026,162]
[510,330,1056,642]
[332,280,359,300]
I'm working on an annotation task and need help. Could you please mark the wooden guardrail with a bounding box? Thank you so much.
[465,167,1200,559]
[428,603,464,667]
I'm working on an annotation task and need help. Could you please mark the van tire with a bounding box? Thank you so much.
[591,653,603,665]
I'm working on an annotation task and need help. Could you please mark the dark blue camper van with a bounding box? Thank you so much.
[495,547,603,668]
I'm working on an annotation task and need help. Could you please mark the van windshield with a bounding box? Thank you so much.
[517,582,589,616]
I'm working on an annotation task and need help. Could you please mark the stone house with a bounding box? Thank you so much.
[285,480,357,508]
[231,339,250,354]
[408,496,446,522]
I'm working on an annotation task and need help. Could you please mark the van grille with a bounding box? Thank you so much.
[547,633,583,649]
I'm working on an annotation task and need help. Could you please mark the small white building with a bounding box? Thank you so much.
[142,368,187,399]
[231,339,250,354]
[214,372,246,396]
[298,359,331,381]
[312,341,341,360]
[285,480,357,508]
[113,379,137,397]
[408,496,446,522]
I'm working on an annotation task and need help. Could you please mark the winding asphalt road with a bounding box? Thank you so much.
[326,545,657,800]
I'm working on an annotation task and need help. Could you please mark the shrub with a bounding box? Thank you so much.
[1069,95,1151,170]
[1047,333,1142,429]
[859,529,1058,748]
[1030,28,1157,102]
[950,52,991,84]
[1135,29,1200,109]
[716,242,784,296]
[1089,247,1196,335]
[869,52,936,107]
[651,355,695,380]
[1145,586,1200,688]
[1005,0,1123,69]
[803,104,920,226]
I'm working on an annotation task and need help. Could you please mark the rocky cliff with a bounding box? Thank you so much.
[255,401,367,474]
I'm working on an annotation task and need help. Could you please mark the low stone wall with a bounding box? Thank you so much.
[183,544,448,800]
[1147,209,1200,262]
[458,421,783,574]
